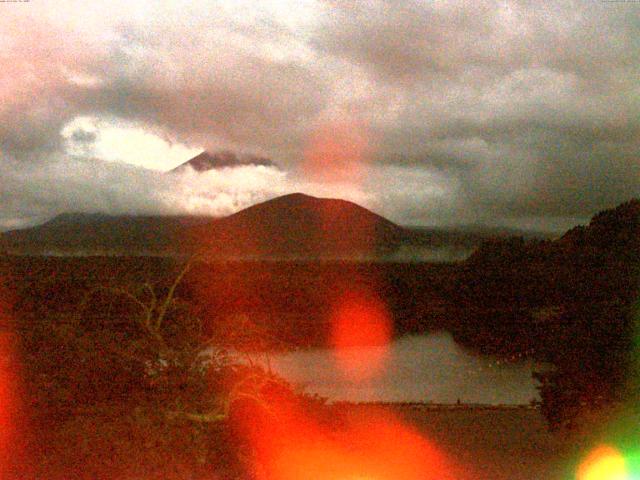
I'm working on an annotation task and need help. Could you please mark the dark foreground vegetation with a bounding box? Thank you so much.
[453,199,640,430]
[2,260,333,479]
[1,199,640,476]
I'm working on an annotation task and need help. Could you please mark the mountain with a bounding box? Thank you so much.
[0,194,403,258]
[170,151,276,173]
[2,192,564,259]
[190,193,403,257]
[0,213,213,255]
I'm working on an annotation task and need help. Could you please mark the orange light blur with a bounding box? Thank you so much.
[302,119,370,183]
[236,398,464,480]
[578,445,629,480]
[329,289,392,381]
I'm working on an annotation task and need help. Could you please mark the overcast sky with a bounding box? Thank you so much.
[1,0,639,231]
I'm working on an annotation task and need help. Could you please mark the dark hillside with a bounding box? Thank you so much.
[0,214,212,255]
[447,199,640,427]
[2,256,455,349]
[191,193,404,257]
[0,194,404,258]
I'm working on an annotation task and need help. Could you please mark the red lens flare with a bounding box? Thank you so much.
[330,289,392,381]
[302,119,370,184]
[233,398,465,480]
[0,279,21,478]
[0,335,16,468]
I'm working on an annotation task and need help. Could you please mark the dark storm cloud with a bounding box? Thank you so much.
[314,0,495,80]
[69,22,328,158]
[69,129,97,144]
[315,1,640,82]
[0,12,327,163]
[76,65,325,157]
[99,21,326,155]
[312,0,640,223]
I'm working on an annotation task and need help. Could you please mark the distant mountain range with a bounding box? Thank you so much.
[0,213,211,256]
[170,151,276,173]
[0,193,552,259]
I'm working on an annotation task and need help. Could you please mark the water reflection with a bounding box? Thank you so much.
[254,332,539,404]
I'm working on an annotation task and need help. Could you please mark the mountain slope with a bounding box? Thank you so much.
[558,199,640,254]
[0,194,404,257]
[459,197,640,310]
[0,213,212,255]
[190,193,404,257]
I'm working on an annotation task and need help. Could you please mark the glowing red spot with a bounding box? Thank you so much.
[330,290,392,380]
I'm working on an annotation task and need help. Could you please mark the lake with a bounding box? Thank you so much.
[245,332,541,405]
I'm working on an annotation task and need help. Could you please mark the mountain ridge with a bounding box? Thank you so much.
[4,192,601,259]
[0,193,402,258]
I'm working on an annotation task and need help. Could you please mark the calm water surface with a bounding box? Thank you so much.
[249,332,540,405]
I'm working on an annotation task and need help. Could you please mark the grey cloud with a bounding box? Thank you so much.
[310,1,640,223]
[70,23,328,161]
[0,154,289,230]
[1,16,328,164]
[0,87,79,157]
[451,129,640,221]
[70,129,97,144]
[0,115,64,157]
[0,12,98,158]
[315,1,640,83]
[0,154,437,232]
[1,0,639,229]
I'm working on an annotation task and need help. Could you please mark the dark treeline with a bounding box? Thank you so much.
[2,256,456,349]
[1,256,338,479]
[449,199,640,429]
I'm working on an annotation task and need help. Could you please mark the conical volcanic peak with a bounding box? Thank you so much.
[191,193,404,258]
[225,193,398,230]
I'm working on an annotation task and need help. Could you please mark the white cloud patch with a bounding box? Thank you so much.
[0,155,284,229]
[61,116,202,171]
